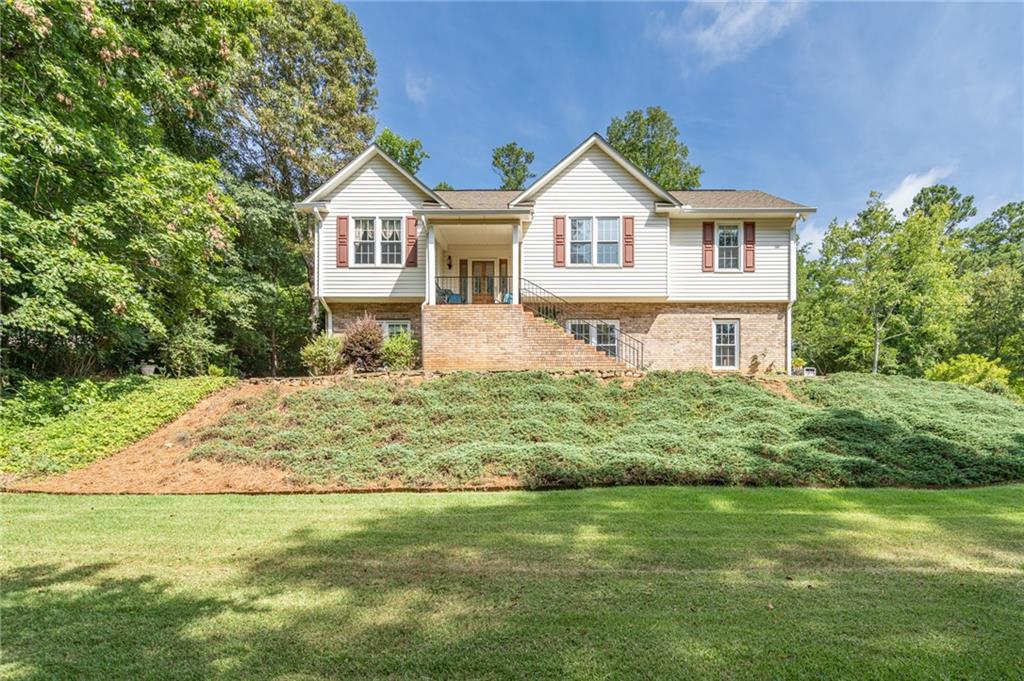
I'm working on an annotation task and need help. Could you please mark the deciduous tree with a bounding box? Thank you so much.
[606,107,702,190]
[491,142,535,190]
[376,128,428,175]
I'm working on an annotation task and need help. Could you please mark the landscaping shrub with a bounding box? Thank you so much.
[2,376,234,474]
[926,354,1013,396]
[162,319,228,377]
[300,334,346,376]
[192,371,1024,490]
[381,332,418,370]
[342,314,383,371]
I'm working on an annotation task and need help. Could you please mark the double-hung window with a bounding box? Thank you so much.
[569,217,593,264]
[380,320,411,338]
[352,217,404,266]
[354,218,376,265]
[713,320,739,370]
[566,320,620,358]
[716,224,740,271]
[569,216,621,266]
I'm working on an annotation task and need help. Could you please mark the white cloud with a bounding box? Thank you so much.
[649,2,808,70]
[404,70,432,106]
[884,166,954,216]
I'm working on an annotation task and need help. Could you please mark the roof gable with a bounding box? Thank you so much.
[510,133,678,207]
[300,145,448,207]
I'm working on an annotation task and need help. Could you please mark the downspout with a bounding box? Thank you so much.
[313,208,332,335]
[786,216,799,375]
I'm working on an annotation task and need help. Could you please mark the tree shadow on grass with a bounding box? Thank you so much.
[228,488,1024,680]
[1,562,247,680]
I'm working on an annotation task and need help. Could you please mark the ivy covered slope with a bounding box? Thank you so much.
[1,376,233,475]
[193,372,1024,489]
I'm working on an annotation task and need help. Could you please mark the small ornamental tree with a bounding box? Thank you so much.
[926,354,1013,396]
[342,314,384,370]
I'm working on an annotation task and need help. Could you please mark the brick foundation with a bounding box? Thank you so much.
[422,305,624,372]
[554,302,788,373]
[327,301,788,374]
[328,303,423,340]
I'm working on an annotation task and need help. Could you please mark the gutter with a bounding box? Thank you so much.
[655,207,817,219]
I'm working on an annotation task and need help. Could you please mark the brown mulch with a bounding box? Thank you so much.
[9,381,521,495]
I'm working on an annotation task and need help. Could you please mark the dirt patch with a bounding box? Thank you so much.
[755,377,801,402]
[10,381,522,495]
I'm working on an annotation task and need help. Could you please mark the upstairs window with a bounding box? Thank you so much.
[716,225,740,271]
[380,218,402,265]
[569,217,592,264]
[354,218,375,265]
[569,216,621,266]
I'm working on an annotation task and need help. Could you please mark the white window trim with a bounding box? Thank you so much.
[567,215,622,268]
[714,222,742,273]
[349,216,406,269]
[379,319,412,338]
[712,319,740,371]
[565,319,620,355]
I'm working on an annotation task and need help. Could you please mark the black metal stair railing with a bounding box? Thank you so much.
[518,278,645,369]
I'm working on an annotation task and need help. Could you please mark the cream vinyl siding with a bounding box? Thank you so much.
[317,156,426,300]
[669,218,793,301]
[521,147,668,299]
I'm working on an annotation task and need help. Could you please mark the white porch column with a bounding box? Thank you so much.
[511,223,521,304]
[426,220,436,305]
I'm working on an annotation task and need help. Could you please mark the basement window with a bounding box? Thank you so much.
[379,320,411,338]
[713,320,739,370]
[566,320,620,358]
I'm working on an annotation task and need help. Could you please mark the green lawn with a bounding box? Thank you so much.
[3,486,1023,680]
[194,371,1024,488]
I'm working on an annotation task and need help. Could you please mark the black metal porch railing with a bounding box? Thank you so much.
[435,276,514,305]
[519,278,645,369]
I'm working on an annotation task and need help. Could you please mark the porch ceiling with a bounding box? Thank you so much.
[435,222,514,246]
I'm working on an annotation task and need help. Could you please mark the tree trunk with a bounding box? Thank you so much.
[872,324,881,374]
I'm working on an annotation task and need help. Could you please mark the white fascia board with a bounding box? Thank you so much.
[300,145,450,208]
[656,207,817,219]
[510,133,679,207]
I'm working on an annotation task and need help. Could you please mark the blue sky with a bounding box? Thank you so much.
[349,2,1023,251]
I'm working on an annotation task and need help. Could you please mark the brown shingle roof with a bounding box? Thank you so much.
[669,190,811,210]
[434,190,521,210]
[431,188,810,211]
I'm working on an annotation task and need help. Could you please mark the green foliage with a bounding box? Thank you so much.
[219,0,376,199]
[193,371,1024,489]
[375,128,428,175]
[491,141,535,190]
[926,354,1013,396]
[795,193,962,375]
[380,332,418,370]
[0,375,150,429]
[162,319,227,378]
[906,184,976,233]
[606,106,702,190]
[433,181,454,191]
[300,334,346,376]
[341,314,384,371]
[1,376,233,474]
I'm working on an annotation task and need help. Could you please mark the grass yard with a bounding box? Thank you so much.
[193,371,1024,489]
[1,376,234,475]
[3,486,1023,680]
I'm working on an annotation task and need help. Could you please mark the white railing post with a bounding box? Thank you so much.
[511,223,520,304]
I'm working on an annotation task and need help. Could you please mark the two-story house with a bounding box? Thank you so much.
[294,133,814,373]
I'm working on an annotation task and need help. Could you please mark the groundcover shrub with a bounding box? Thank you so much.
[192,371,1024,489]
[2,376,234,474]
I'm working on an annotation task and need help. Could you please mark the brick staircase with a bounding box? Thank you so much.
[421,304,627,372]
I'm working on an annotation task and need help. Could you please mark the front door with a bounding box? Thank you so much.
[471,261,495,303]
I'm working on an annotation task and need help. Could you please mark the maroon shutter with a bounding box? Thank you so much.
[622,216,635,267]
[702,222,714,272]
[336,216,349,267]
[405,216,418,267]
[743,221,755,272]
[553,215,566,267]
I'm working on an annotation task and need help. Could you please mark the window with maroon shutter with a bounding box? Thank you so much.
[553,215,566,267]
[702,222,714,272]
[336,216,349,267]
[622,216,635,267]
[743,222,755,272]
[405,216,418,267]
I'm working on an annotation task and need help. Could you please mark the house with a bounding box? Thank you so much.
[294,133,815,374]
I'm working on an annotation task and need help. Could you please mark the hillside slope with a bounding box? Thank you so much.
[187,372,1024,489]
